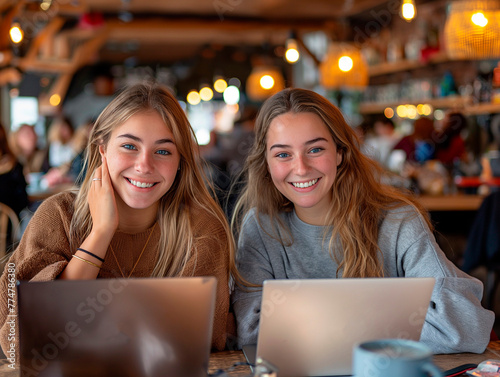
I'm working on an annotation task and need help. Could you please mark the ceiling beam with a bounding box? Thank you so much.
[104,16,341,34]
[254,0,289,12]
[0,0,16,14]
[98,17,343,48]
[38,29,110,114]
[296,36,321,67]
[19,16,66,70]
[52,0,89,16]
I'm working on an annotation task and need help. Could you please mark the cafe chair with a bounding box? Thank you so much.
[461,191,500,312]
[0,202,21,259]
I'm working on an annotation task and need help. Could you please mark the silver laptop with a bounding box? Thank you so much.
[17,277,217,377]
[247,277,435,377]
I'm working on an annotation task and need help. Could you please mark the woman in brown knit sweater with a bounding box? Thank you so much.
[0,82,238,354]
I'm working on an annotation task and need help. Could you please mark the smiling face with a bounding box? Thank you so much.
[266,111,342,225]
[103,111,180,214]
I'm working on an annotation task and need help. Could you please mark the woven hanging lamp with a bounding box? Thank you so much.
[444,0,500,59]
[319,43,368,89]
[246,66,285,102]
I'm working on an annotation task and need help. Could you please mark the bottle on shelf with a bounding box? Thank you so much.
[440,71,457,98]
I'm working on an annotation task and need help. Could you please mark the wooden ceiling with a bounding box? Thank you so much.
[82,0,388,63]
[0,0,392,109]
[80,0,387,20]
[1,0,391,64]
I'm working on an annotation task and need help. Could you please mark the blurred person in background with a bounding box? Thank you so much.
[393,117,436,164]
[68,120,94,184]
[392,118,448,196]
[480,115,500,183]
[435,112,467,168]
[364,117,401,169]
[9,123,49,177]
[353,121,369,148]
[222,105,258,177]
[47,116,76,169]
[43,120,94,188]
[0,122,29,218]
[201,106,258,220]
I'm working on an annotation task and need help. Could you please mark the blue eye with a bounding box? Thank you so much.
[123,144,136,150]
[156,150,170,155]
[276,152,290,158]
[310,147,323,154]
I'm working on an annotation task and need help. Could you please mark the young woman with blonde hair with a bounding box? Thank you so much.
[0,82,237,352]
[231,88,494,353]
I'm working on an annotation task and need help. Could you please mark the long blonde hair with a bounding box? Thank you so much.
[232,88,431,278]
[70,82,238,278]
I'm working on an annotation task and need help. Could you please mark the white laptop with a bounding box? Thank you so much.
[17,277,217,377]
[244,277,435,377]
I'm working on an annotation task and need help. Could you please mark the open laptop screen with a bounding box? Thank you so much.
[254,277,435,376]
[17,277,216,377]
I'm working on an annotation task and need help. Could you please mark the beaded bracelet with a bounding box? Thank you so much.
[77,248,105,263]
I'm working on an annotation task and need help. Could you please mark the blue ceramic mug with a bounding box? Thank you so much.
[353,339,443,377]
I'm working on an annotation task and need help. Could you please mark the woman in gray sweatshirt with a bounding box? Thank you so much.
[231,88,494,354]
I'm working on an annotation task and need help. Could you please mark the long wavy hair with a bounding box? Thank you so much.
[70,82,238,278]
[232,88,431,278]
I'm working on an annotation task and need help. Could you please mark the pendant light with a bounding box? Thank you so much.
[246,65,285,102]
[444,0,500,59]
[319,43,368,89]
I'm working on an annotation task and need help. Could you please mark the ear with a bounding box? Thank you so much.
[99,144,105,156]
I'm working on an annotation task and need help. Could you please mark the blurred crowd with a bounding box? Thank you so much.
[2,101,500,252]
[0,117,94,248]
[360,111,500,196]
[202,107,500,201]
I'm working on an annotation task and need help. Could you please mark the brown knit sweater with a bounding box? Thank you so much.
[0,191,231,355]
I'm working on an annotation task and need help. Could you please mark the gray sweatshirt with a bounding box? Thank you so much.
[232,206,495,354]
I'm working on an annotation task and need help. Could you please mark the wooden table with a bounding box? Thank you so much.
[209,351,252,376]
[433,341,500,372]
[208,341,500,376]
[27,184,76,203]
[417,194,485,212]
[1,342,498,376]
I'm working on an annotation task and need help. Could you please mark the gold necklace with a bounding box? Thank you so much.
[109,223,156,278]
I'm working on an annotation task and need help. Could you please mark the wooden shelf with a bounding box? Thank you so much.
[368,60,423,77]
[359,95,472,115]
[367,52,451,77]
[464,102,500,116]
[19,59,75,73]
[362,54,500,116]
[359,97,500,115]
